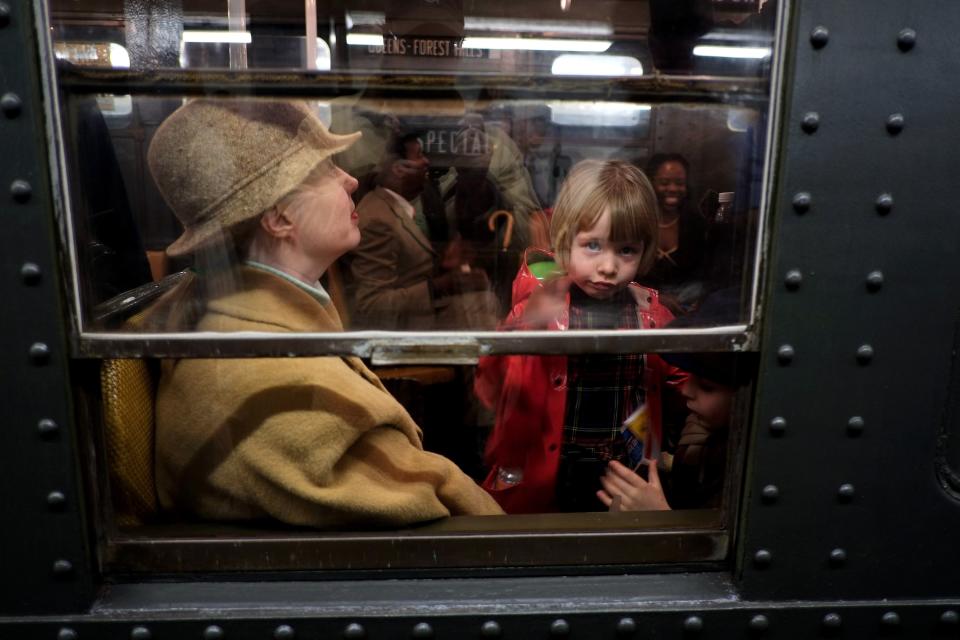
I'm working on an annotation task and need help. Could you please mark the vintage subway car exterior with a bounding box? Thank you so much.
[2,0,960,638]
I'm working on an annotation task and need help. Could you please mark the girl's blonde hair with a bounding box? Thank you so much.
[550,159,660,276]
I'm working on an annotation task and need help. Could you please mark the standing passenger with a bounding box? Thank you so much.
[643,153,708,315]
[475,159,685,514]
[145,99,502,528]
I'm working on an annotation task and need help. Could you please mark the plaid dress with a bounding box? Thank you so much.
[557,285,645,511]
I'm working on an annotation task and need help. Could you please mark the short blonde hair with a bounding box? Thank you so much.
[550,159,659,276]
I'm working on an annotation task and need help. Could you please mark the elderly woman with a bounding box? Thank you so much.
[145,99,502,528]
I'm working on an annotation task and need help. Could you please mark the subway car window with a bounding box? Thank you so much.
[47,0,778,572]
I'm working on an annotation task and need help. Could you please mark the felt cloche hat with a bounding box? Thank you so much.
[148,99,361,257]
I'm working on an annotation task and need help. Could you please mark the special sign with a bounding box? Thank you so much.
[366,36,491,59]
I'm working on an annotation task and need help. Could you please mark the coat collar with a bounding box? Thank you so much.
[206,265,344,332]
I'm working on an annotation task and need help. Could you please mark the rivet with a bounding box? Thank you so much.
[412,622,434,638]
[875,193,894,215]
[58,627,78,640]
[777,344,795,364]
[856,344,874,364]
[480,620,501,637]
[881,612,900,627]
[274,625,295,640]
[810,26,829,49]
[344,622,366,639]
[21,262,42,285]
[837,483,856,502]
[769,417,787,436]
[866,271,884,292]
[847,416,865,436]
[11,179,32,203]
[616,617,636,635]
[38,418,60,438]
[1,92,22,117]
[941,610,959,625]
[549,619,569,636]
[829,548,847,567]
[0,2,10,28]
[897,28,916,51]
[761,485,779,503]
[792,192,811,213]
[784,269,803,290]
[130,626,151,640]
[753,549,772,568]
[801,112,820,134]
[683,615,704,633]
[52,559,73,575]
[886,113,905,135]
[204,625,224,640]
[822,613,842,629]
[47,490,67,509]
[749,614,769,633]
[30,342,51,364]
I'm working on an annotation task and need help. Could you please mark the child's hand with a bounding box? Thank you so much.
[597,460,671,511]
[521,275,571,327]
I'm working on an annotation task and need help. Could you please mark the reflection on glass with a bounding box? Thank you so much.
[51,1,776,332]
[69,96,765,332]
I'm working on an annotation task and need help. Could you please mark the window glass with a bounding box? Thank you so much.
[47,0,776,569]
[51,0,775,338]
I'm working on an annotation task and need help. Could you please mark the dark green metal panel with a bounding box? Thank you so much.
[0,0,94,615]
[740,0,960,600]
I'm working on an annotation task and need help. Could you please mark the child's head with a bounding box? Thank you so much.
[550,160,659,298]
[681,371,736,429]
[662,289,758,429]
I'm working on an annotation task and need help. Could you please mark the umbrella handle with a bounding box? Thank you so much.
[487,210,514,250]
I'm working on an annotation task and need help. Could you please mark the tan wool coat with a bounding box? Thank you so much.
[155,266,502,528]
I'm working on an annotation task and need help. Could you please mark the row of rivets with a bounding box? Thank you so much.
[761,482,856,504]
[767,416,866,441]
[810,25,917,52]
[49,611,959,639]
[800,112,904,136]
[776,344,874,365]
[791,192,894,215]
[783,270,884,292]
[4,27,77,582]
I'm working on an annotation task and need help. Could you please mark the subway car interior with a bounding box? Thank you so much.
[3,0,960,638]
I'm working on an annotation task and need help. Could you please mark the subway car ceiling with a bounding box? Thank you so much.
[48,0,776,77]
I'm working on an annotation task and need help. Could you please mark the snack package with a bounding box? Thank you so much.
[621,403,663,470]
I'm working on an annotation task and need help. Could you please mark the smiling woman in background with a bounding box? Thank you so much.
[642,153,708,315]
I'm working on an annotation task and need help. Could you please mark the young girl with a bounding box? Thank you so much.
[475,159,685,514]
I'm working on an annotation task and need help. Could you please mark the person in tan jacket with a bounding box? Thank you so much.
[145,98,502,528]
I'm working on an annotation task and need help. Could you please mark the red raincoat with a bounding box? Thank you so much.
[475,249,685,513]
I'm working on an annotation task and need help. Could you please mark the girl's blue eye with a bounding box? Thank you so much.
[586,240,601,251]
